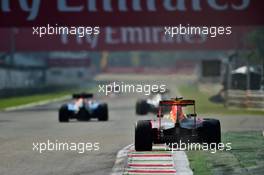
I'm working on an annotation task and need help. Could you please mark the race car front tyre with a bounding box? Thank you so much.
[136,100,149,115]
[59,105,69,122]
[98,103,108,121]
[201,119,221,147]
[135,120,153,151]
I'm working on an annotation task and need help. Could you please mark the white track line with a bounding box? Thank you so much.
[111,144,133,175]
[3,95,71,112]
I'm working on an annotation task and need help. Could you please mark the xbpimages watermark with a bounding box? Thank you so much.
[165,141,232,154]
[98,82,167,96]
[32,140,100,154]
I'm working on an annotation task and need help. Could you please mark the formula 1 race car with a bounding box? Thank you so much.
[58,93,108,122]
[136,90,169,115]
[135,97,221,151]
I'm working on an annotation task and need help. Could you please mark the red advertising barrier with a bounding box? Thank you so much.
[0,0,264,26]
[0,27,251,52]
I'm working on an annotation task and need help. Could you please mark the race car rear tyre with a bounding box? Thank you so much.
[136,100,149,115]
[59,105,69,122]
[135,120,152,151]
[98,104,108,121]
[201,119,221,147]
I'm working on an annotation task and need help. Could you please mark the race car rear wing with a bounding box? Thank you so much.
[159,99,195,106]
[72,93,93,99]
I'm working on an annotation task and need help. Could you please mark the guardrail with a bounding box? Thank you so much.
[226,90,264,109]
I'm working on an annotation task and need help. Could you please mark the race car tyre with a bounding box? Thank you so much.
[78,108,91,121]
[59,105,69,122]
[201,119,221,147]
[136,100,149,115]
[98,103,108,121]
[135,120,153,151]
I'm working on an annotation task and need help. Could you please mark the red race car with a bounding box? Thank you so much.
[135,97,221,151]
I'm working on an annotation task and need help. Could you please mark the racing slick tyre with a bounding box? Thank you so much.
[201,119,221,147]
[98,103,108,121]
[78,107,91,121]
[135,120,153,151]
[59,105,69,122]
[136,100,149,115]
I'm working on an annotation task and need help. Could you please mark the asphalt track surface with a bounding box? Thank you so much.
[0,95,139,175]
[0,87,264,175]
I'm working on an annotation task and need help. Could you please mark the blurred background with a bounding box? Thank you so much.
[0,26,264,105]
[0,1,264,175]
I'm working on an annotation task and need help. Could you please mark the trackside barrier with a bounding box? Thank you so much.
[226,90,264,109]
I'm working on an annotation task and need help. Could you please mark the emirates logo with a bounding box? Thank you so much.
[1,0,251,21]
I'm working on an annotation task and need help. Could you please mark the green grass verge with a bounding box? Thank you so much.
[187,131,264,175]
[0,91,70,110]
[178,85,264,116]
[187,151,212,175]
[0,87,96,110]
[223,131,264,169]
